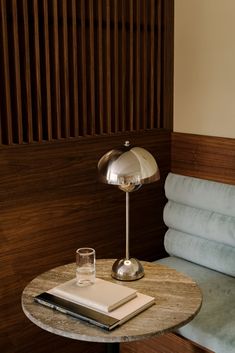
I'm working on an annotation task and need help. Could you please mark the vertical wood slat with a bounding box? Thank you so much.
[0,98,2,144]
[33,0,43,142]
[143,0,148,129]
[80,0,87,135]
[61,0,70,138]
[22,0,33,143]
[52,0,61,139]
[97,0,103,134]
[106,0,111,133]
[0,0,13,144]
[135,0,141,131]
[0,107,2,144]
[89,0,95,135]
[161,0,174,130]
[129,0,134,131]
[156,0,162,128]
[114,0,119,133]
[0,0,173,145]
[121,0,126,132]
[43,0,52,141]
[71,0,79,137]
[12,0,23,144]
[150,0,155,129]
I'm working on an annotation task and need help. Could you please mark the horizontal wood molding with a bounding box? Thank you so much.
[0,130,170,353]
[172,132,235,185]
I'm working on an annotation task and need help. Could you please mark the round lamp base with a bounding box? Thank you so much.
[111,258,144,281]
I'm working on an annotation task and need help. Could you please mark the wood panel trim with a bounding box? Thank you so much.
[172,132,235,185]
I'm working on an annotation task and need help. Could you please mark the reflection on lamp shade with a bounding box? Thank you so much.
[98,142,160,190]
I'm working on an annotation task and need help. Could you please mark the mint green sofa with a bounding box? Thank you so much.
[155,173,235,353]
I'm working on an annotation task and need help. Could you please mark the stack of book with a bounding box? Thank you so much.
[34,278,155,330]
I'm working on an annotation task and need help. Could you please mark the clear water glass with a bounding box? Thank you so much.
[76,248,96,286]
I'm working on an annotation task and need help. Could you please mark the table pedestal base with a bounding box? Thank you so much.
[106,342,120,353]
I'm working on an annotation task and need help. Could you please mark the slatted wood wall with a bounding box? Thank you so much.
[0,1,174,353]
[0,0,173,146]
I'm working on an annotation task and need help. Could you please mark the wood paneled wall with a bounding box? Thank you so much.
[172,132,235,185]
[0,1,174,352]
[0,0,173,145]
[0,130,170,353]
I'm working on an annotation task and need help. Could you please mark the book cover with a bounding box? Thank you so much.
[48,278,137,312]
[34,291,155,331]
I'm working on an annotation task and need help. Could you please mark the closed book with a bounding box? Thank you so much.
[34,291,155,331]
[47,278,137,312]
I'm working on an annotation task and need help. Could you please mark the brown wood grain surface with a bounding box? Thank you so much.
[172,132,235,185]
[0,1,175,352]
[0,0,174,145]
[0,130,170,353]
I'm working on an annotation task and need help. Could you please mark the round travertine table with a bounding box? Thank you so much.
[22,259,202,353]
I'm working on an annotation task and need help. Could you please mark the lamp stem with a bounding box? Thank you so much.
[126,191,130,260]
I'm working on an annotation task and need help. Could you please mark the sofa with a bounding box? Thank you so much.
[155,173,235,353]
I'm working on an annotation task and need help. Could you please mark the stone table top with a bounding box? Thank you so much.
[22,259,202,343]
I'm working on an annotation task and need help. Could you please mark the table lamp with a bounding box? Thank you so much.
[98,141,160,281]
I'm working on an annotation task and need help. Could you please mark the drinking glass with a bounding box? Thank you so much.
[76,248,96,286]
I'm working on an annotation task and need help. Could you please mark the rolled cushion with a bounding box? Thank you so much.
[164,201,235,247]
[164,229,235,277]
[165,173,235,217]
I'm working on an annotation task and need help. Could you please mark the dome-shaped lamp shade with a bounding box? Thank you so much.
[98,141,160,192]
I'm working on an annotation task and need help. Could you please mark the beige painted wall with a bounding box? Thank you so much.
[174,0,235,138]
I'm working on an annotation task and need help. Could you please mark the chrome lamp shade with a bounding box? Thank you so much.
[98,141,160,281]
